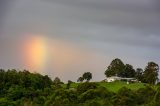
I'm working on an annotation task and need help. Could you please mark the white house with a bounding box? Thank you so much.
[105,76,137,83]
[105,76,121,82]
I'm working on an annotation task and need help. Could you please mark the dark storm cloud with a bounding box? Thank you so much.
[42,0,160,47]
[45,0,160,29]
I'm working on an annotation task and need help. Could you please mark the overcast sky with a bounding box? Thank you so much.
[0,0,160,81]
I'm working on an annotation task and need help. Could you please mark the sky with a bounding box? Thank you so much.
[0,0,160,82]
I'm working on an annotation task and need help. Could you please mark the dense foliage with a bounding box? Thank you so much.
[0,69,160,106]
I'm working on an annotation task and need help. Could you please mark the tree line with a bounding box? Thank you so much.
[0,58,159,106]
[105,58,159,84]
[76,58,159,85]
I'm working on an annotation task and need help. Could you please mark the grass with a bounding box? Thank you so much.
[63,81,146,93]
[97,81,146,92]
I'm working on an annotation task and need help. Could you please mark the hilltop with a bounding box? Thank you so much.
[63,81,146,93]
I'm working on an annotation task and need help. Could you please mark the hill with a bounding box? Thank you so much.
[1,69,159,106]
[63,81,146,92]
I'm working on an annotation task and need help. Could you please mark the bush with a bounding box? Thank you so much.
[113,87,138,106]
[44,89,77,106]
[78,86,114,104]
[78,89,97,102]
[136,86,156,105]
[0,98,16,106]
[153,87,160,106]
[84,100,101,106]
[77,82,98,94]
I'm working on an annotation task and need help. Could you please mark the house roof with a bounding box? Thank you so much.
[106,76,135,80]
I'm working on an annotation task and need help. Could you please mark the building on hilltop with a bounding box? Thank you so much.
[105,76,138,84]
[105,76,121,82]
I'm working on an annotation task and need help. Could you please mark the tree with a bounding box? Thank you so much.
[53,77,61,87]
[105,58,125,77]
[122,64,136,78]
[66,80,72,89]
[135,68,143,81]
[42,75,52,88]
[143,62,159,84]
[0,69,5,84]
[77,77,84,83]
[82,72,92,82]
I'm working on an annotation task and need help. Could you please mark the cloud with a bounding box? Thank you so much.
[0,0,160,81]
[3,0,160,46]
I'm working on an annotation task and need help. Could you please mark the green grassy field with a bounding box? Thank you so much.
[97,81,146,92]
[64,81,146,92]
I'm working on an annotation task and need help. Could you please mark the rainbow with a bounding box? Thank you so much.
[23,35,49,73]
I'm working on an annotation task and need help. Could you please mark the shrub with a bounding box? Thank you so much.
[77,82,98,94]
[136,86,156,105]
[113,87,138,106]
